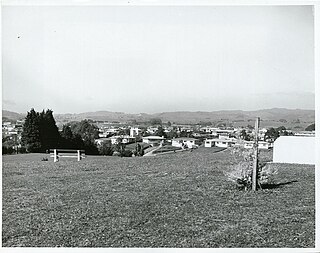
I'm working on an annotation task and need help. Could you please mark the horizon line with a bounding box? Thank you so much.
[2,107,316,115]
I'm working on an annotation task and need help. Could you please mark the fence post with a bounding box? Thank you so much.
[252,117,260,191]
[54,149,58,162]
[77,150,81,161]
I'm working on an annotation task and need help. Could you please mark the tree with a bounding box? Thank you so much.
[166,130,178,139]
[134,143,144,156]
[155,126,167,138]
[240,129,251,141]
[99,140,113,156]
[150,118,162,126]
[21,108,61,152]
[114,137,126,156]
[38,109,60,151]
[118,128,130,136]
[69,120,99,154]
[21,108,42,152]
[60,125,77,149]
[264,128,280,142]
[305,123,315,131]
[276,126,286,132]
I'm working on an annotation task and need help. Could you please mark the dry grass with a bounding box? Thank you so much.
[2,148,315,247]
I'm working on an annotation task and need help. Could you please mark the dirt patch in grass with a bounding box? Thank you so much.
[2,150,315,247]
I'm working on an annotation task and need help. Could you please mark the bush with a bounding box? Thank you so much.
[98,141,114,156]
[18,147,27,154]
[121,149,133,157]
[258,163,278,185]
[226,161,253,190]
[2,146,15,155]
[226,146,278,190]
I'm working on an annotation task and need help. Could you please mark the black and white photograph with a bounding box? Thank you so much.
[1,0,318,250]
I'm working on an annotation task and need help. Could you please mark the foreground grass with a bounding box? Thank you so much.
[2,148,314,247]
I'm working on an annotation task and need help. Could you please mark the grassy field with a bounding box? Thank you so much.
[2,148,315,247]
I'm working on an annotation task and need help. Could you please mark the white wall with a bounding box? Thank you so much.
[273,136,315,165]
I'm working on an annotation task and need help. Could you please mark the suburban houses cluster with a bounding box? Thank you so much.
[2,120,24,150]
[2,118,315,158]
[93,122,315,151]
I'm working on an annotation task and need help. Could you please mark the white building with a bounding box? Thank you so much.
[204,139,215,147]
[273,136,315,165]
[172,137,201,148]
[95,138,110,145]
[146,127,158,134]
[243,141,271,149]
[110,135,136,145]
[130,127,142,137]
[206,138,236,148]
[142,136,164,146]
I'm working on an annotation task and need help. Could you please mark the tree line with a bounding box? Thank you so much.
[21,109,99,154]
[16,108,145,157]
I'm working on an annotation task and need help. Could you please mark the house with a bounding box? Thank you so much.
[215,138,236,148]
[294,131,315,137]
[200,127,219,133]
[171,137,201,148]
[243,141,271,149]
[130,127,142,137]
[142,136,165,146]
[146,127,158,134]
[243,141,254,149]
[273,136,315,165]
[204,137,236,148]
[204,139,215,147]
[110,135,136,145]
[105,128,119,135]
[215,129,235,137]
[258,141,270,150]
[95,138,110,145]
[98,132,108,138]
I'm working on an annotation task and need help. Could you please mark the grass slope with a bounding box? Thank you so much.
[2,149,314,247]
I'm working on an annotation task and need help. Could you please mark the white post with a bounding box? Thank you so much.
[54,149,58,162]
[77,150,81,161]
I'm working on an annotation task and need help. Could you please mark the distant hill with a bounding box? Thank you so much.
[53,108,315,125]
[3,108,315,126]
[2,110,25,121]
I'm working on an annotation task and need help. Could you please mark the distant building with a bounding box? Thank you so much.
[130,127,142,137]
[204,139,215,147]
[146,127,158,135]
[95,138,110,145]
[294,131,315,137]
[205,138,236,148]
[172,137,201,148]
[110,135,136,145]
[243,141,271,149]
[142,136,164,146]
[273,136,315,165]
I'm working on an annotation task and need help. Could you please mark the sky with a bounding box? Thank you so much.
[2,5,315,114]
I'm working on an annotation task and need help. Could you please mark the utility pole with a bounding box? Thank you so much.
[252,117,260,191]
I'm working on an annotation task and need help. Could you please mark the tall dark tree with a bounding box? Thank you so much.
[60,125,76,149]
[21,108,42,152]
[39,109,60,151]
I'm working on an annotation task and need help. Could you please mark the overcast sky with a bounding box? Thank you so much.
[2,5,314,114]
